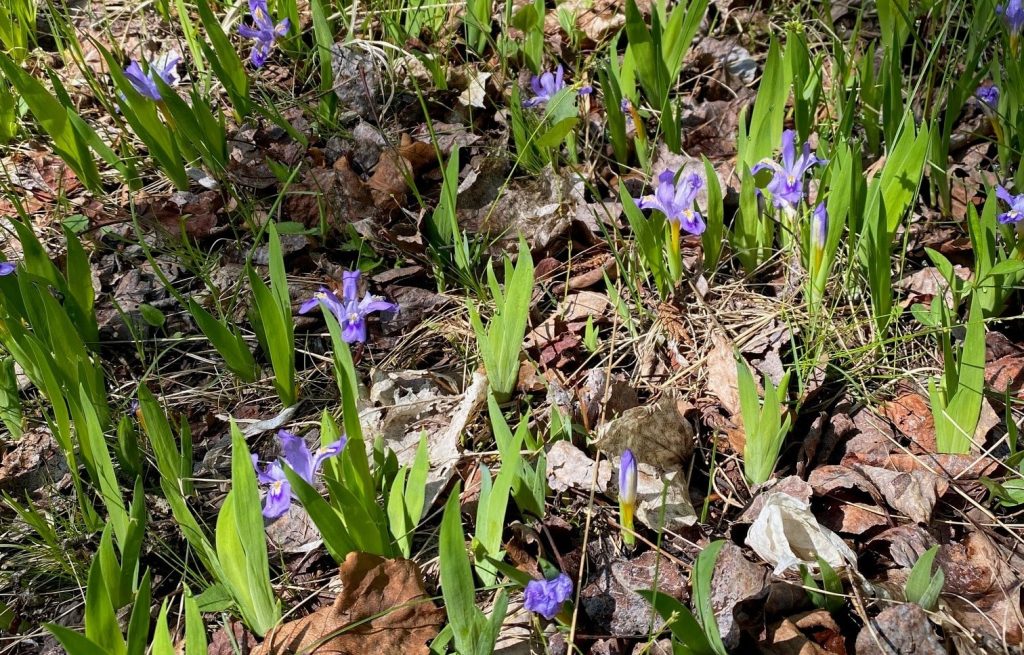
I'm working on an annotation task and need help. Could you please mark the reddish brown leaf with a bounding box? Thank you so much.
[253,553,444,655]
[986,352,1024,395]
[879,393,935,452]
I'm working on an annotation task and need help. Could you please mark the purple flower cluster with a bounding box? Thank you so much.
[252,430,346,519]
[123,52,180,101]
[636,170,706,236]
[524,573,573,619]
[522,65,592,107]
[0,262,14,276]
[299,270,399,344]
[753,130,825,212]
[239,0,290,68]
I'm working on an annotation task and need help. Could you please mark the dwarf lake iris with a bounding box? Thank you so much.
[123,52,180,101]
[998,0,1024,34]
[299,271,399,344]
[522,65,591,107]
[753,130,825,213]
[618,449,637,546]
[636,170,706,236]
[524,573,573,619]
[239,0,290,68]
[252,430,345,519]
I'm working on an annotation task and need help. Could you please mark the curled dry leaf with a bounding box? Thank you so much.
[0,429,68,495]
[254,552,444,655]
[986,350,1024,395]
[864,525,937,569]
[524,291,608,349]
[842,448,999,480]
[879,393,935,452]
[264,503,321,555]
[462,165,585,254]
[705,330,744,451]
[592,399,701,526]
[364,369,488,513]
[544,0,625,43]
[896,265,971,308]
[580,368,639,429]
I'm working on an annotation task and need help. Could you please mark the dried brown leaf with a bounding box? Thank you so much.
[854,604,944,655]
[763,610,846,655]
[879,393,935,452]
[254,553,444,655]
[710,542,771,649]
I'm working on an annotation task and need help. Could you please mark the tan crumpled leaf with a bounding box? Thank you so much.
[706,330,741,418]
[594,398,695,471]
[807,465,890,536]
[524,291,608,349]
[879,393,935,451]
[745,492,857,575]
[543,0,625,43]
[546,440,611,493]
[254,552,444,655]
[457,69,490,108]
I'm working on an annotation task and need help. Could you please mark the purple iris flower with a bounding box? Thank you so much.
[298,272,398,343]
[636,170,706,236]
[0,262,14,276]
[252,430,346,519]
[238,0,290,68]
[995,185,1024,224]
[998,0,1024,33]
[123,52,180,101]
[752,130,825,212]
[522,65,591,107]
[338,270,399,344]
[977,84,1000,108]
[524,573,573,619]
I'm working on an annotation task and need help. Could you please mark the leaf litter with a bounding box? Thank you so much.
[4,0,1024,652]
